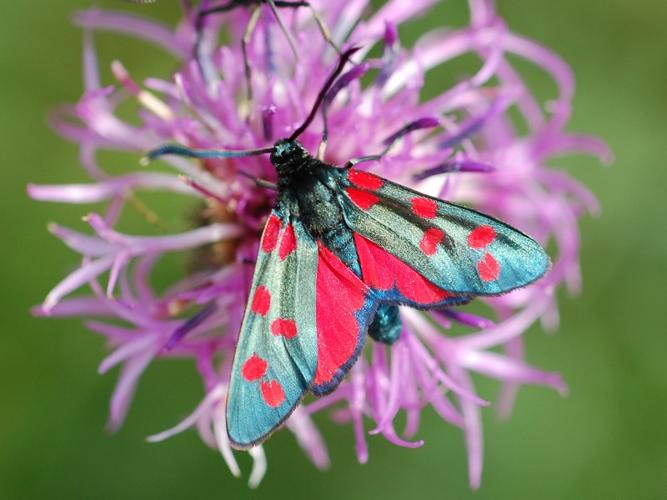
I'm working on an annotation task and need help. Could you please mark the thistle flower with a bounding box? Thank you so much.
[28,0,611,489]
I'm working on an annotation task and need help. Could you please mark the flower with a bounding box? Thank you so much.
[28,0,611,489]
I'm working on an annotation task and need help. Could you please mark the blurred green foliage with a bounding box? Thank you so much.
[1,1,665,499]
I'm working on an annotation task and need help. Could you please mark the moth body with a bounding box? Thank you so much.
[271,139,403,344]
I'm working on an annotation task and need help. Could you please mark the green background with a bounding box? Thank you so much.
[2,1,665,499]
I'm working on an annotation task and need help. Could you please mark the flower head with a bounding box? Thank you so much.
[29,0,611,489]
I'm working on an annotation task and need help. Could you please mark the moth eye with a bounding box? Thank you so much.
[273,141,294,158]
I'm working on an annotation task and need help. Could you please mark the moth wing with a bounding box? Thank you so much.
[309,243,376,395]
[226,212,319,448]
[340,169,549,296]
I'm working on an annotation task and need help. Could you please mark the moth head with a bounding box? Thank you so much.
[270,140,308,174]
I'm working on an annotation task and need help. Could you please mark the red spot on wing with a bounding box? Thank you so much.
[468,225,496,249]
[313,244,368,388]
[242,354,267,381]
[260,380,286,407]
[419,227,445,256]
[251,286,271,316]
[411,197,438,219]
[262,215,281,253]
[346,187,380,210]
[270,318,298,339]
[477,252,500,281]
[348,169,384,190]
[279,223,297,260]
[354,233,451,304]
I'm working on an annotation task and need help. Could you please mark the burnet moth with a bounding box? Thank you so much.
[146,48,550,448]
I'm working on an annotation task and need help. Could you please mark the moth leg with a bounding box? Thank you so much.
[180,173,276,201]
[241,5,263,108]
[238,171,278,191]
[343,152,387,169]
[343,118,440,168]
[342,131,402,168]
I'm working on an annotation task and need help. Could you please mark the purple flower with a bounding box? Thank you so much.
[29,0,611,489]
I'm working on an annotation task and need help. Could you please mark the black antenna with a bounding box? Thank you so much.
[145,47,362,164]
[288,47,360,141]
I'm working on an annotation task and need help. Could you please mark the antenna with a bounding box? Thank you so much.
[144,47,361,164]
[142,144,274,164]
[288,46,360,141]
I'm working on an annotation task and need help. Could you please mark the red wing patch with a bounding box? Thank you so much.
[260,380,286,407]
[419,227,445,256]
[348,169,384,190]
[270,318,298,339]
[411,197,438,219]
[262,214,281,253]
[242,354,268,382]
[346,187,380,210]
[354,233,452,305]
[251,286,271,316]
[313,243,368,388]
[468,225,496,249]
[279,223,297,260]
[477,252,500,281]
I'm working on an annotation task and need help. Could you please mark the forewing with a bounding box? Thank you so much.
[226,212,318,448]
[340,169,549,296]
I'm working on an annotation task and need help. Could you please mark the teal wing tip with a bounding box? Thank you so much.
[227,424,261,451]
[537,238,551,268]
[228,436,255,451]
[528,241,551,284]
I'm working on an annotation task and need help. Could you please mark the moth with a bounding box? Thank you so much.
[148,49,549,448]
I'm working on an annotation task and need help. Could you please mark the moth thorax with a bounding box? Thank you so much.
[270,139,310,176]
